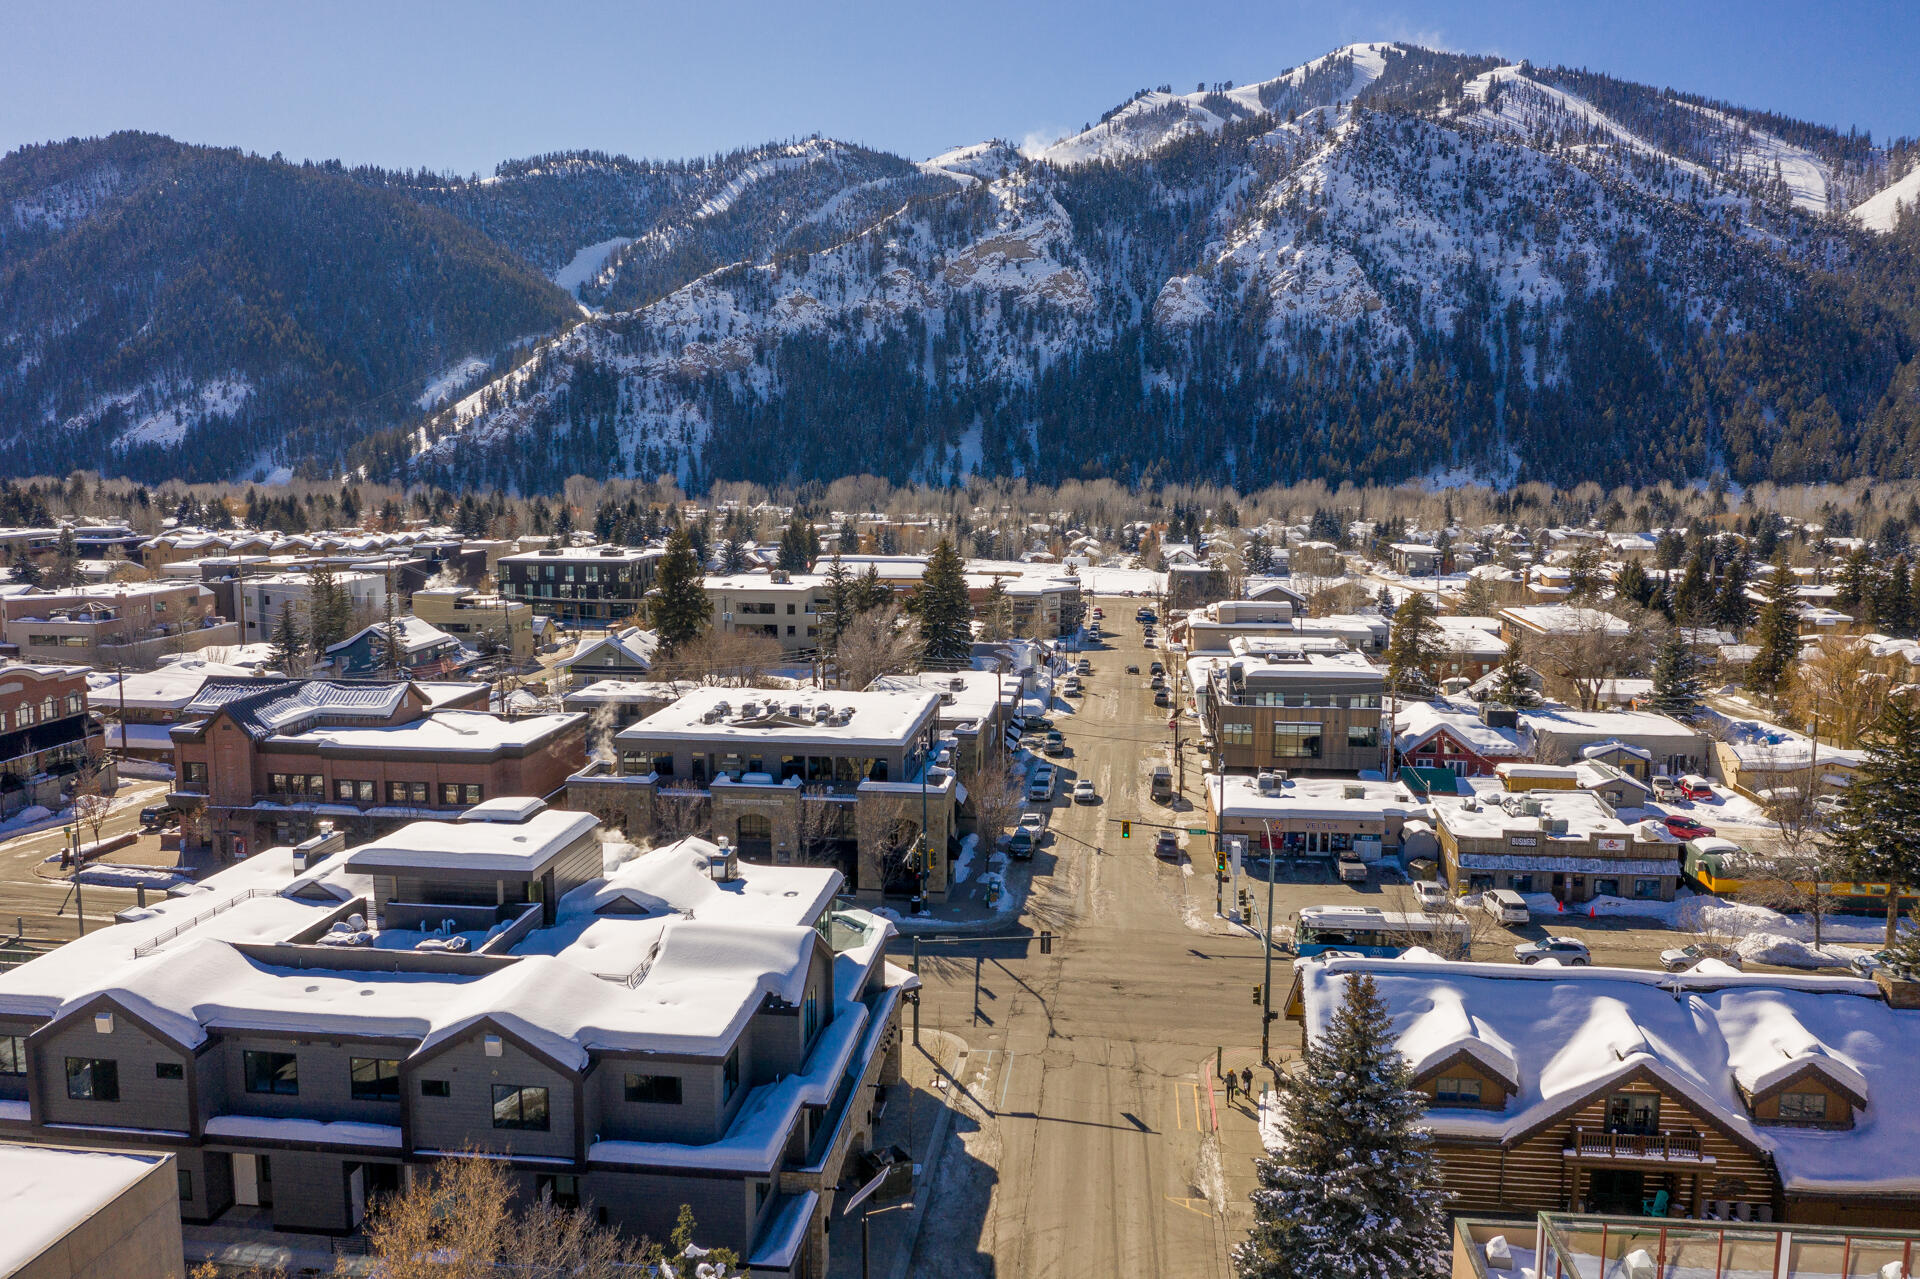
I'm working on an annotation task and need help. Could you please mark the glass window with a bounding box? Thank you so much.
[420,1078,450,1098]
[410,781,428,804]
[1777,1092,1828,1122]
[0,1035,24,1074]
[270,773,289,794]
[335,779,355,801]
[357,780,375,802]
[65,1057,118,1102]
[66,693,82,715]
[464,784,482,804]
[1633,878,1663,899]
[184,762,207,783]
[492,1084,550,1130]
[442,783,461,806]
[537,1173,580,1209]
[307,774,323,794]
[243,1050,299,1095]
[351,1057,401,1101]
[1272,724,1321,759]
[723,1048,740,1103]
[1605,1092,1659,1134]
[1435,1076,1480,1104]
[1221,723,1253,748]
[1592,877,1619,898]
[178,1168,193,1202]
[389,781,409,804]
[624,1073,683,1105]
[1347,725,1379,749]
[155,1061,184,1081]
[1508,874,1534,894]
[1349,694,1380,709]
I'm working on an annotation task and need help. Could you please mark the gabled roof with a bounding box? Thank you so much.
[182,677,421,738]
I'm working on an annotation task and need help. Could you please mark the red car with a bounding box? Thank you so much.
[1679,778,1716,801]
[1664,814,1716,839]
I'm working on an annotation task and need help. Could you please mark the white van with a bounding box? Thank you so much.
[1482,888,1530,926]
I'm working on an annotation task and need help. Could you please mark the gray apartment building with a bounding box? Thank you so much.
[497,545,662,625]
[1190,639,1388,774]
[0,802,907,1276]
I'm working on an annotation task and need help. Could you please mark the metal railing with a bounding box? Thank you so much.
[131,889,267,958]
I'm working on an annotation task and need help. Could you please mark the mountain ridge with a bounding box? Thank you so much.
[3,43,1918,491]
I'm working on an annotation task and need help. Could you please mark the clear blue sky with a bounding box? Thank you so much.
[7,0,1918,174]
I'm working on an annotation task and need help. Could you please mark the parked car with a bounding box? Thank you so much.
[1149,765,1174,802]
[1007,829,1035,860]
[1044,731,1068,756]
[1412,880,1451,910]
[1063,678,1082,697]
[1336,853,1369,883]
[1149,674,1166,689]
[1515,936,1592,965]
[1027,768,1054,802]
[1136,608,1157,623]
[1663,814,1717,839]
[138,806,180,830]
[1092,607,1104,619]
[1076,659,1092,675]
[1154,831,1181,859]
[1153,689,1171,707]
[1019,812,1045,833]
[1652,776,1682,803]
[1072,779,1098,804]
[1125,664,1140,674]
[1660,942,1744,972]
[1482,888,1530,925]
[1680,775,1716,801]
[1149,661,1165,676]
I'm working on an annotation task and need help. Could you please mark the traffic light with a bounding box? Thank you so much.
[1039,930,1053,955]
[1252,984,1262,1005]
[1120,820,1132,839]
[1216,848,1228,875]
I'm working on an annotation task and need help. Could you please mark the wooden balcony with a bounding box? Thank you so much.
[1566,1127,1708,1162]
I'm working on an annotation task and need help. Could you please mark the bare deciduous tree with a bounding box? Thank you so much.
[1742,789,1847,949]
[835,603,919,690]
[1531,607,1656,711]
[967,759,1026,853]
[654,629,786,688]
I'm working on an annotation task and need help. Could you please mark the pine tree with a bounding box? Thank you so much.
[267,602,306,675]
[11,553,42,588]
[1713,554,1754,630]
[1674,542,1713,623]
[1746,551,1800,698]
[652,529,711,651]
[1384,593,1442,697]
[305,563,353,655]
[851,565,890,616]
[1488,636,1541,708]
[715,537,749,575]
[820,555,854,653]
[1830,696,1920,944]
[977,577,1013,640]
[1648,629,1705,716]
[1235,972,1450,1279]
[777,515,815,572]
[369,578,406,679]
[913,538,973,670]
[837,516,860,556]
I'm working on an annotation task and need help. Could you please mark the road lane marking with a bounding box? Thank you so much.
[997,1051,1015,1113]
[1164,1195,1215,1218]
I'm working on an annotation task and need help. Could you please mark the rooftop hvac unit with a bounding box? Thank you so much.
[1521,800,1543,817]
[739,700,759,718]
[1256,771,1277,792]
[1344,784,1365,800]
[712,700,731,718]
[950,676,967,691]
[813,704,833,721]
[1548,818,1569,835]
[788,702,805,718]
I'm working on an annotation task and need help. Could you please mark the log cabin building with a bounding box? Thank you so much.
[1287,957,1920,1229]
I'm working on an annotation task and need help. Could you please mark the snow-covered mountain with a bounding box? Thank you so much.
[5,44,1919,490]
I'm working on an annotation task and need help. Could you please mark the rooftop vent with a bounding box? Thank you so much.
[1521,799,1543,817]
[788,702,805,718]
[813,704,833,721]
[1343,784,1365,800]
[709,837,739,882]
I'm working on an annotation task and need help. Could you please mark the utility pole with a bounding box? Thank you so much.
[1260,819,1278,1063]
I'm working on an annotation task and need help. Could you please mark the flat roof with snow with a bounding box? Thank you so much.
[345,807,598,875]
[618,687,940,751]
[0,1146,170,1273]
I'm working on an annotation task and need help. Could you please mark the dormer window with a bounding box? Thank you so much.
[1434,1076,1482,1105]
[1777,1092,1828,1123]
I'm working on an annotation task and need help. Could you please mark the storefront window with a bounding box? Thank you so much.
[1633,878,1663,899]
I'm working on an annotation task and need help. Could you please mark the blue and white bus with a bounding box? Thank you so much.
[1291,905,1472,958]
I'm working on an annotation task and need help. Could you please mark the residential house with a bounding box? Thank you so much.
[1517,708,1711,780]
[240,572,387,645]
[0,807,909,1276]
[1391,702,1524,777]
[557,627,661,690]
[323,618,475,680]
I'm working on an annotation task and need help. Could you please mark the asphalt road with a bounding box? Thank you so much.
[892,597,1825,1278]
[0,777,173,942]
[898,600,1277,1278]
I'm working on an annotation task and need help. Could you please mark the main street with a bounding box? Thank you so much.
[899,598,1275,1278]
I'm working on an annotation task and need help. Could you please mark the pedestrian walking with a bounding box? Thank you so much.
[1240,1066,1253,1097]
[1224,1071,1237,1104]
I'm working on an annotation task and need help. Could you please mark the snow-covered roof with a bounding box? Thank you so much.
[0,1146,170,1270]
[1499,605,1633,635]
[275,708,581,755]
[618,687,939,751]
[1392,702,1523,757]
[323,614,465,657]
[1210,772,1424,823]
[1299,957,1918,1195]
[344,808,596,875]
[561,626,660,672]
